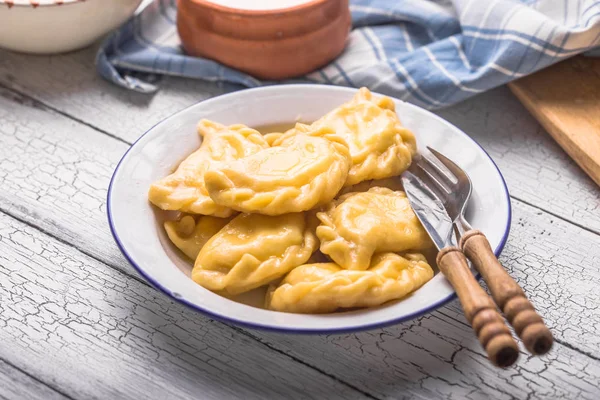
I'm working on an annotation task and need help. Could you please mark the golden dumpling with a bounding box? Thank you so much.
[338,177,404,197]
[148,120,269,217]
[204,128,351,215]
[266,252,434,313]
[317,187,432,270]
[263,132,285,147]
[164,214,232,261]
[310,87,417,186]
[193,212,317,294]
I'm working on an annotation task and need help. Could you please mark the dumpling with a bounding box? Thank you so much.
[263,132,285,147]
[266,252,434,313]
[148,120,269,217]
[317,187,432,270]
[310,87,417,186]
[164,214,232,261]
[193,212,317,294]
[338,177,404,197]
[204,127,351,215]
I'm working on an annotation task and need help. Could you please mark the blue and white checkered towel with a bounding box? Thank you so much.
[97,0,600,109]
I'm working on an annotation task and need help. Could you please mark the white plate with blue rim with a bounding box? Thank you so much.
[108,84,511,333]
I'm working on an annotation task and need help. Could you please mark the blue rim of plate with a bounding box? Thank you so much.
[107,84,512,334]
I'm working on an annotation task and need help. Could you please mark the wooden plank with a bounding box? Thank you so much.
[0,87,127,268]
[0,79,599,354]
[256,312,600,400]
[435,87,600,235]
[0,359,68,400]
[2,211,600,400]
[508,56,600,187]
[256,200,600,398]
[1,72,600,398]
[0,46,225,144]
[0,212,366,400]
[1,48,598,234]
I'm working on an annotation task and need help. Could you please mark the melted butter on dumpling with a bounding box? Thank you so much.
[164,214,233,261]
[192,212,317,294]
[317,187,432,270]
[266,252,434,313]
[148,120,269,217]
[310,87,417,186]
[204,127,351,215]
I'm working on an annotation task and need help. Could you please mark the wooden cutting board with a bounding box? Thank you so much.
[508,56,600,186]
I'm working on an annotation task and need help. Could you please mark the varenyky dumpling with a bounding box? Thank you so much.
[263,132,284,147]
[164,214,232,260]
[193,212,317,294]
[317,187,432,270]
[310,87,417,186]
[266,252,434,313]
[338,176,404,197]
[204,127,351,215]
[148,120,269,217]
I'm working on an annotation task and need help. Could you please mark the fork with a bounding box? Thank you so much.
[415,147,553,355]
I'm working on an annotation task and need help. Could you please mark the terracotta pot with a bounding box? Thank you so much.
[177,0,351,80]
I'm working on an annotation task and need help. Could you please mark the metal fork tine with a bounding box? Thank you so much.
[427,147,469,183]
[413,161,452,198]
[419,152,458,187]
[416,157,455,196]
[410,162,460,247]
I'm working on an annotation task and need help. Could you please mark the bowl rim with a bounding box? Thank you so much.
[107,84,512,334]
[181,0,331,16]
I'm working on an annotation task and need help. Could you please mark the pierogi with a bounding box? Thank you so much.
[192,212,317,295]
[310,87,417,186]
[263,132,285,146]
[150,88,436,314]
[204,128,351,215]
[317,187,432,270]
[164,214,232,260]
[148,120,269,217]
[266,253,434,313]
[338,176,404,196]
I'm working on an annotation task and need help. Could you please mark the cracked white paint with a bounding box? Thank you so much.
[0,46,598,233]
[0,213,365,400]
[0,46,599,400]
[435,89,600,235]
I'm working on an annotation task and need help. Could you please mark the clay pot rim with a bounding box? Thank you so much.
[184,0,329,17]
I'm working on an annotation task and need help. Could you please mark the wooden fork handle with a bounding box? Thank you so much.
[460,230,553,355]
[437,247,519,367]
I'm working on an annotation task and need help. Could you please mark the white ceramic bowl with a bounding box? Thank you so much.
[108,85,511,333]
[0,0,142,54]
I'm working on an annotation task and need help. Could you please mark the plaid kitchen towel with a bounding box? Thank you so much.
[96,0,600,109]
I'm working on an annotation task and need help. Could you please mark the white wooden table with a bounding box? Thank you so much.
[0,44,599,400]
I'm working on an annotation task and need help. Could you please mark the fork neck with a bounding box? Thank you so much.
[456,214,472,237]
